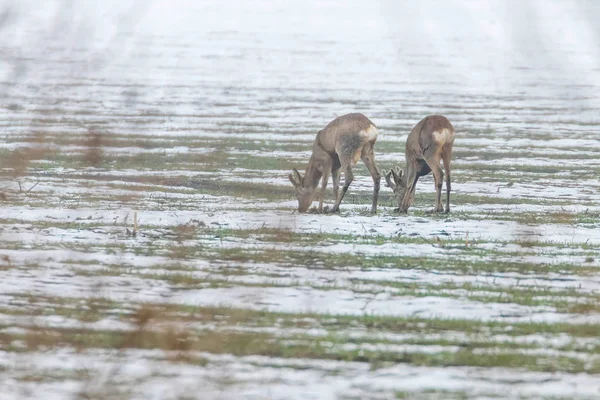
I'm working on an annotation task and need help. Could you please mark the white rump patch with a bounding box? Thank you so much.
[432,128,454,145]
[360,125,379,141]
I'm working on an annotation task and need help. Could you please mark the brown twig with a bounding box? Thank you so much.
[26,181,40,193]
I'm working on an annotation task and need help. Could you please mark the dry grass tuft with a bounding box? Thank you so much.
[6,132,53,177]
[85,130,104,167]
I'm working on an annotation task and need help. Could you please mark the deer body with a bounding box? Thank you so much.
[289,113,381,213]
[385,115,455,213]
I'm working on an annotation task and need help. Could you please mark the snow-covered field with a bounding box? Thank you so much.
[1,0,600,398]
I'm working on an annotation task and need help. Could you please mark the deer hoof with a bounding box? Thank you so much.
[430,205,444,213]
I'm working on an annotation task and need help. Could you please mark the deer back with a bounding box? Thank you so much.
[317,113,377,163]
[406,115,455,160]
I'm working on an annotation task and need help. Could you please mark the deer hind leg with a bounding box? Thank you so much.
[442,144,453,213]
[361,140,381,214]
[330,157,353,213]
[423,150,444,213]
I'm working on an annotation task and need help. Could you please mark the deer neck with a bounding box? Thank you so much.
[304,146,327,189]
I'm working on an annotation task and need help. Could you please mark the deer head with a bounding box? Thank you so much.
[385,166,410,211]
[288,167,316,213]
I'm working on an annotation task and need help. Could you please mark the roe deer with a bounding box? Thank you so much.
[385,115,455,213]
[288,113,381,214]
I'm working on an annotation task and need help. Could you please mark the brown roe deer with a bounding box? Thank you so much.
[288,113,381,214]
[385,115,455,213]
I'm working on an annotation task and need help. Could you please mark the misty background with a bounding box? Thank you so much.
[1,0,599,141]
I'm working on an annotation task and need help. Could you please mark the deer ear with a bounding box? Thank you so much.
[395,166,403,178]
[385,170,396,189]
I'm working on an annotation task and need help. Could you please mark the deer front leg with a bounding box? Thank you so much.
[330,166,341,212]
[361,141,381,214]
[318,169,330,214]
[330,162,353,213]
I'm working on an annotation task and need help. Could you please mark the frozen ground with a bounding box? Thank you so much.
[1,0,600,399]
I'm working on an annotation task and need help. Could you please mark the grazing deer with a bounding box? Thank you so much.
[385,115,455,213]
[288,113,381,214]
